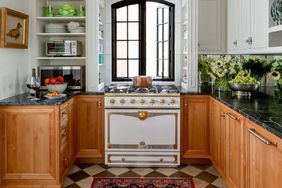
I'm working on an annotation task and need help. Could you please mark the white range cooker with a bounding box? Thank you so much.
[104,85,180,167]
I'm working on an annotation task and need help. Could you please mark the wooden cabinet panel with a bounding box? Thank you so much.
[210,99,221,166]
[181,96,210,159]
[224,109,244,188]
[246,120,282,188]
[0,107,59,186]
[76,95,104,160]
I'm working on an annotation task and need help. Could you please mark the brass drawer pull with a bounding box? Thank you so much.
[248,128,277,146]
[226,112,240,121]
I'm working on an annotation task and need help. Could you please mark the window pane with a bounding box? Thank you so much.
[116,6,127,21]
[129,60,139,77]
[158,60,163,76]
[158,43,163,59]
[117,42,127,58]
[164,60,169,77]
[128,4,139,21]
[158,8,163,24]
[164,41,169,59]
[117,60,128,78]
[158,25,163,41]
[164,8,169,23]
[128,23,139,40]
[128,41,139,58]
[117,23,127,40]
[164,23,169,41]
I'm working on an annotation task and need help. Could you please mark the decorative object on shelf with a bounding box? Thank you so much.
[269,58,282,91]
[67,22,85,33]
[229,71,260,96]
[77,4,86,17]
[45,23,66,33]
[271,0,282,26]
[57,4,77,17]
[0,8,29,48]
[43,4,54,17]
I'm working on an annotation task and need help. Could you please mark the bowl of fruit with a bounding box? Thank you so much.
[44,76,68,93]
[229,71,260,94]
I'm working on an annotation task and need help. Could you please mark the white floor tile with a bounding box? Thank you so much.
[131,168,154,176]
[83,165,105,175]
[193,178,209,188]
[76,177,94,188]
[205,166,219,176]
[63,177,74,187]
[67,165,81,175]
[180,166,203,177]
[156,168,178,177]
[107,168,130,176]
[212,177,228,188]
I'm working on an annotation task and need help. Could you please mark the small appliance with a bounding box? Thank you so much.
[46,40,82,57]
[38,66,85,90]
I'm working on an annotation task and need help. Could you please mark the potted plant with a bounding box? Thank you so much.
[269,58,282,91]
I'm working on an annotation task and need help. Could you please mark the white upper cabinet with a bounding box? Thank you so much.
[198,0,226,54]
[227,0,268,53]
[227,0,240,51]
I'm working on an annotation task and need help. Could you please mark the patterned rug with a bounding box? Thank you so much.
[91,177,195,188]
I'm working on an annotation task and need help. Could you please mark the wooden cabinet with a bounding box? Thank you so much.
[181,96,210,159]
[76,95,104,162]
[210,100,245,188]
[198,0,226,54]
[59,98,76,180]
[246,120,282,188]
[0,106,60,187]
[223,107,245,188]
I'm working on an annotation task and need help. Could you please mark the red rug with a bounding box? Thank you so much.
[91,177,195,188]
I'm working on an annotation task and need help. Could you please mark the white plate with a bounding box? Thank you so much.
[44,93,67,100]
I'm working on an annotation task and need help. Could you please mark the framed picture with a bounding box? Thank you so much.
[0,8,29,49]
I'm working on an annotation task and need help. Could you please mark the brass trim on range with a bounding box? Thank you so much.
[105,93,180,97]
[107,111,179,149]
[138,111,148,120]
[107,154,179,164]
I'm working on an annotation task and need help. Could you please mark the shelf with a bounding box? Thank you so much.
[37,33,86,36]
[99,37,104,40]
[37,17,86,22]
[37,57,86,60]
[269,25,282,33]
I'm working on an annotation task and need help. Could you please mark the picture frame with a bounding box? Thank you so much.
[0,8,29,49]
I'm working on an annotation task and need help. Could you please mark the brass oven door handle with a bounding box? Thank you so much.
[248,128,277,146]
[138,111,148,120]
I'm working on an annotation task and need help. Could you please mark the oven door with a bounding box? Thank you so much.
[105,109,180,152]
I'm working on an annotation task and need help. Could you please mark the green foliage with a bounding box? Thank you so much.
[241,56,271,80]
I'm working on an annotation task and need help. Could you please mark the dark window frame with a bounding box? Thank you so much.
[112,0,175,82]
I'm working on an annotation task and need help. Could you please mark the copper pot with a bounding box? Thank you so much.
[132,76,152,88]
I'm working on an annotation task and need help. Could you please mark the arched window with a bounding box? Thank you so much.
[112,0,175,81]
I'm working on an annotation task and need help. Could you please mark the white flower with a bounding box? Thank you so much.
[269,71,281,81]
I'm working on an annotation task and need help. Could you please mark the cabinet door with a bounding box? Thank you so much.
[198,0,225,53]
[227,0,241,50]
[246,120,282,188]
[250,0,268,49]
[0,107,57,183]
[225,110,244,188]
[240,0,251,50]
[76,95,104,160]
[219,108,228,174]
[181,96,210,159]
[67,99,76,164]
[210,99,221,166]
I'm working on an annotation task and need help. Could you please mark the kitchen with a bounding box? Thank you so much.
[0,0,281,188]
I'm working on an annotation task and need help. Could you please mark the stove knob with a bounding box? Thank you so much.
[130,99,136,104]
[140,99,146,104]
[149,99,155,104]
[170,99,176,104]
[160,99,166,104]
[120,99,126,104]
[110,99,116,104]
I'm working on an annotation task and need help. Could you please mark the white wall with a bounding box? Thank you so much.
[0,0,31,100]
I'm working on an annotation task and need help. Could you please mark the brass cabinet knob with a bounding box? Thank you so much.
[120,99,126,104]
[160,99,165,104]
[130,99,136,104]
[110,99,115,104]
[140,99,145,104]
[149,99,155,104]
[170,99,176,104]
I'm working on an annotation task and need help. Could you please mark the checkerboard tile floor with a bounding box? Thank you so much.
[64,164,227,188]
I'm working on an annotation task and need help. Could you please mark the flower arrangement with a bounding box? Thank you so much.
[269,58,282,87]
[199,55,241,90]
[241,56,271,80]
